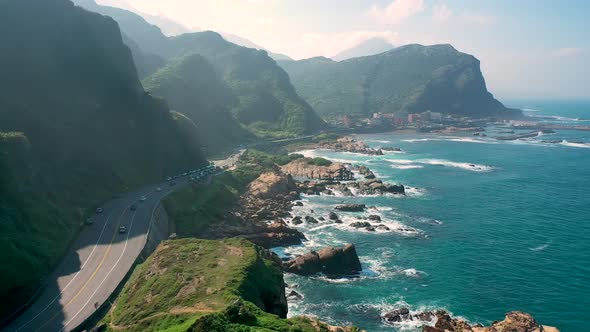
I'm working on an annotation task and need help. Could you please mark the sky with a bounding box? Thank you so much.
[96,0,590,100]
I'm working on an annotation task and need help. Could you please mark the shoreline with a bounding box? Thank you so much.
[265,135,560,331]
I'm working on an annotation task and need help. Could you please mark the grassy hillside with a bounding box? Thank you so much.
[279,44,521,120]
[0,0,206,317]
[143,54,254,153]
[102,238,360,332]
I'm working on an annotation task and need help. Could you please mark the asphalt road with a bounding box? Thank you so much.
[2,167,217,332]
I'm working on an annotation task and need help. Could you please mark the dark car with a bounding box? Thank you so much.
[130,205,137,211]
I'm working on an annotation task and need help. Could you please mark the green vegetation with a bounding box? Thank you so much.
[306,157,332,167]
[143,54,253,153]
[0,0,205,316]
[75,0,326,141]
[104,238,360,332]
[279,44,521,120]
[163,150,302,237]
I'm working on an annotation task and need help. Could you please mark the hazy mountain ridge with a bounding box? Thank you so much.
[280,44,521,119]
[73,0,325,140]
[332,37,395,61]
[0,0,205,315]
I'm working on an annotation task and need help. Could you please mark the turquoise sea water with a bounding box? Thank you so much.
[278,101,590,331]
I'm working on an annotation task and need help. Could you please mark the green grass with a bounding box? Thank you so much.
[104,238,360,332]
[163,150,303,237]
[306,157,332,167]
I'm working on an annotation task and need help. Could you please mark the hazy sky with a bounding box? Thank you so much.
[97,0,589,100]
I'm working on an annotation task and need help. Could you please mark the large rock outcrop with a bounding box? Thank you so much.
[249,171,297,199]
[283,244,362,276]
[416,310,560,332]
[282,158,354,181]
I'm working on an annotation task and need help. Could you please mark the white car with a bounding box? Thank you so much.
[139,196,147,202]
[119,226,127,234]
[156,187,162,192]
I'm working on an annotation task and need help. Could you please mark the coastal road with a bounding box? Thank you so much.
[3,154,241,332]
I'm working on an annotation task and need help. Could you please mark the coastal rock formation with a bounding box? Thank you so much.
[283,244,362,276]
[330,179,405,196]
[417,311,560,332]
[248,171,297,199]
[382,308,435,324]
[282,158,354,180]
[335,204,367,212]
[315,137,384,155]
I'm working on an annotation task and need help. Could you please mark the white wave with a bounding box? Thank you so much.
[366,139,392,144]
[400,268,427,278]
[418,159,494,172]
[402,136,498,145]
[387,158,494,172]
[385,159,417,164]
[392,164,424,169]
[521,108,541,112]
[529,241,552,251]
[560,140,590,149]
[405,186,427,197]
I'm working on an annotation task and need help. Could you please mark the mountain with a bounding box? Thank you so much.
[143,54,254,152]
[73,0,324,139]
[0,0,205,315]
[220,33,293,61]
[279,44,521,119]
[333,37,395,61]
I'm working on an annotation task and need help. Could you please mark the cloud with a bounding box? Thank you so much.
[432,4,452,22]
[552,47,589,57]
[461,13,496,25]
[369,0,425,24]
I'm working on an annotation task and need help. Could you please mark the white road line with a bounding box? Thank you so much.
[59,207,140,331]
[15,210,115,332]
[15,192,150,332]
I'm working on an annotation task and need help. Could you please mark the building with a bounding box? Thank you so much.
[408,113,420,123]
[342,115,353,128]
[430,112,442,122]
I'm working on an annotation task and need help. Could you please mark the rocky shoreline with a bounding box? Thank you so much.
[207,137,558,331]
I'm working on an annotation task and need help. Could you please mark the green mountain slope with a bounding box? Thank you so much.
[143,55,254,152]
[73,0,326,140]
[0,0,205,316]
[279,44,521,119]
[164,32,326,138]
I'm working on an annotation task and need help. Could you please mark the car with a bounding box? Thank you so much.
[189,170,196,174]
[182,172,188,176]
[85,218,94,225]
[166,177,172,181]
[96,207,103,214]
[139,195,147,202]
[130,205,137,211]
[118,226,127,234]
[156,187,162,192]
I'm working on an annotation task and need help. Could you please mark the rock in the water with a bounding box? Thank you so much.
[335,204,366,212]
[294,201,303,206]
[283,244,362,276]
[328,212,339,220]
[291,216,303,225]
[305,216,319,224]
[286,290,303,300]
[383,308,411,323]
[350,221,372,228]
[368,215,381,221]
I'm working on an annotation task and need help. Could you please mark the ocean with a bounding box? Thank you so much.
[276,100,590,331]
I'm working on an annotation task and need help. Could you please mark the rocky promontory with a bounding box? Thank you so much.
[380,308,559,332]
[281,157,354,180]
[283,244,363,276]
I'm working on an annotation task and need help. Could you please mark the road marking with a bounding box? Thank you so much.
[60,209,139,331]
[13,209,116,332]
[24,194,150,332]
